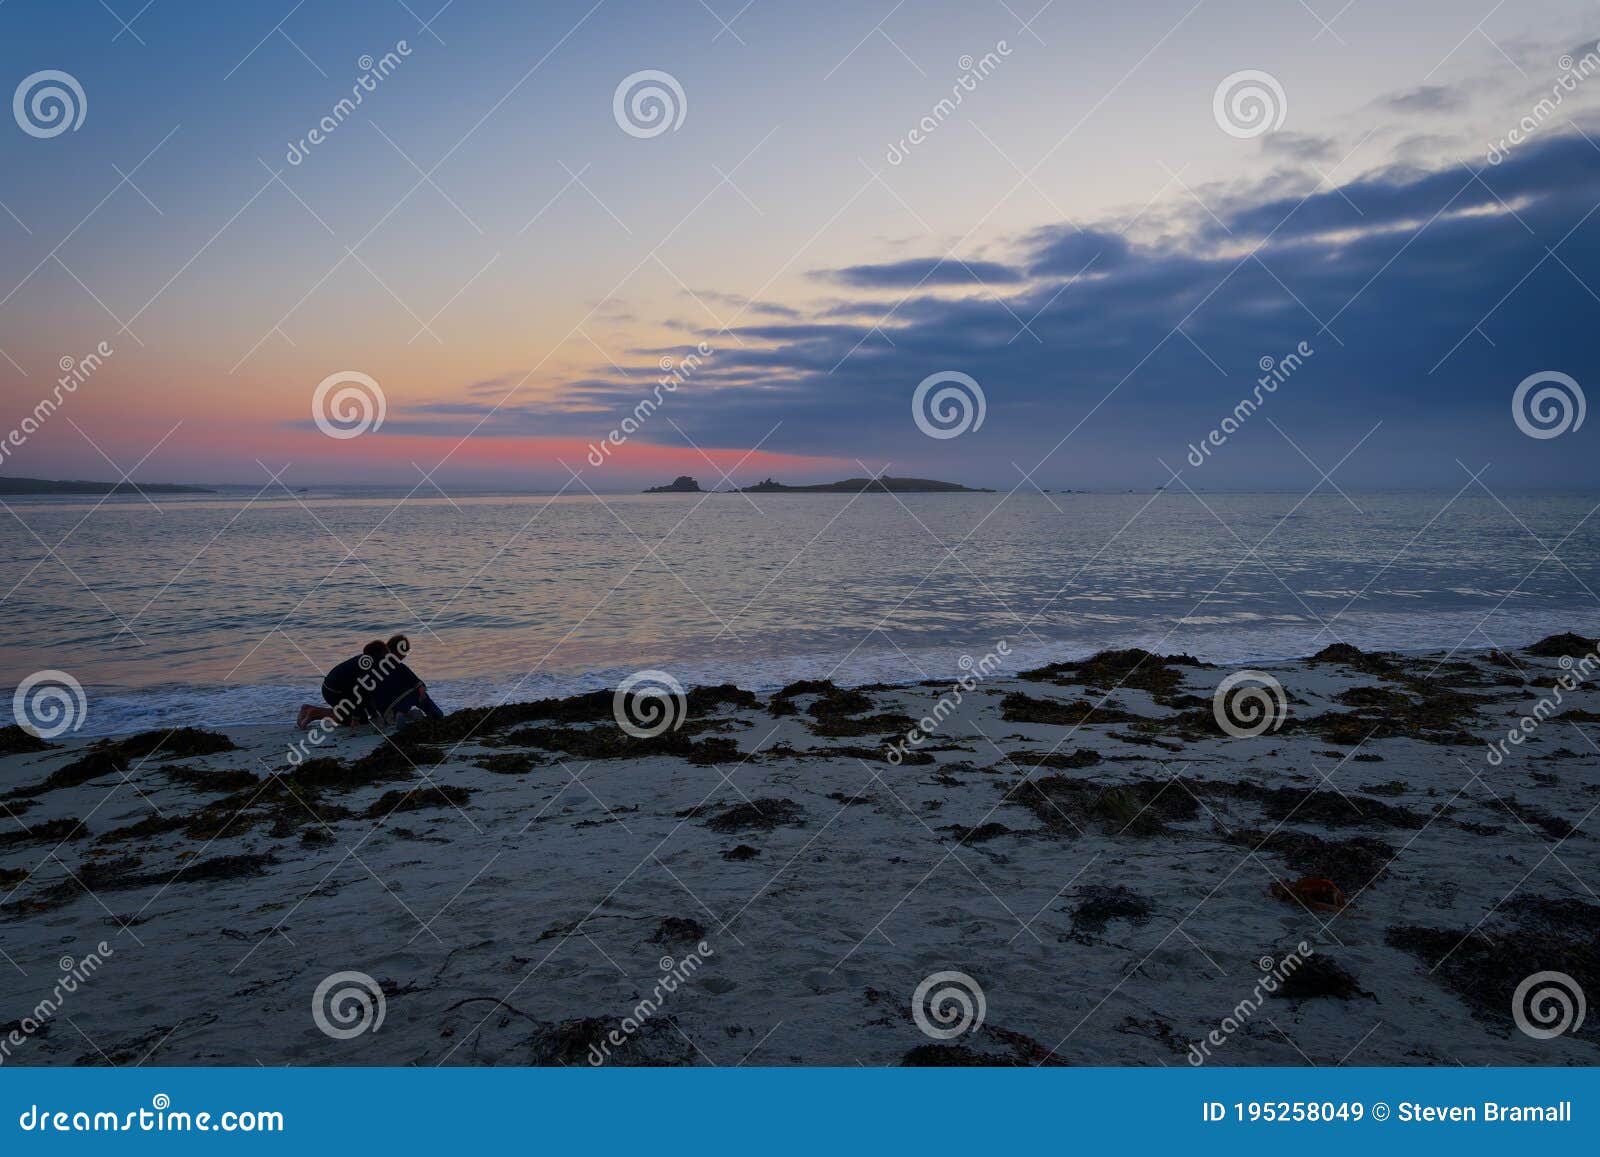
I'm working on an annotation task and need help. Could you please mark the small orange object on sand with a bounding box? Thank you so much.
[1269,876,1347,913]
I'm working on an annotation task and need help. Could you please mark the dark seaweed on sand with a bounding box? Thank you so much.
[0,725,51,757]
[1225,827,1395,894]
[1273,955,1373,1001]
[999,692,1145,728]
[1008,775,1198,836]
[1526,632,1599,658]
[701,798,805,832]
[503,724,739,766]
[1069,884,1152,936]
[6,727,237,799]
[1387,895,1600,1038]
[0,817,89,848]
[396,684,758,747]
[1019,648,1206,705]
[364,783,472,819]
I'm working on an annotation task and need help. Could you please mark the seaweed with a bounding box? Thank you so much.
[721,844,761,861]
[999,692,1144,727]
[363,784,473,818]
[1019,648,1204,704]
[503,724,739,766]
[1526,632,1599,658]
[1008,775,1198,836]
[1386,895,1599,1037]
[0,817,88,848]
[474,752,541,775]
[649,916,707,945]
[1274,955,1373,1001]
[704,798,805,832]
[940,822,1015,844]
[1069,884,1152,936]
[0,725,51,757]
[6,727,236,799]
[1226,828,1394,894]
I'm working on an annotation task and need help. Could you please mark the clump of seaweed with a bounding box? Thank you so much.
[0,725,51,757]
[1226,828,1394,894]
[7,727,236,799]
[722,844,760,861]
[475,752,541,775]
[1008,775,1198,836]
[1274,955,1373,1001]
[1526,632,1599,658]
[703,798,805,833]
[940,822,1015,844]
[502,723,738,766]
[1069,884,1152,937]
[650,916,707,945]
[364,784,472,819]
[900,1044,1026,1066]
[1020,648,1206,705]
[1387,895,1599,1037]
[999,692,1144,728]
[0,817,88,848]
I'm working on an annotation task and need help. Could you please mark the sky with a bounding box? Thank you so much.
[2,0,1599,490]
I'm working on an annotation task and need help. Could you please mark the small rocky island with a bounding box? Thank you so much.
[643,475,703,493]
[644,475,990,494]
[739,475,993,493]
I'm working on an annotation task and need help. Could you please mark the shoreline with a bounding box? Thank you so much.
[32,626,1600,739]
[1,632,1596,1065]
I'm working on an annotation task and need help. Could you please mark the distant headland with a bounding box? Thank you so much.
[643,475,992,494]
[0,476,216,496]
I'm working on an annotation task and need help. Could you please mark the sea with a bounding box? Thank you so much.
[3,487,1598,735]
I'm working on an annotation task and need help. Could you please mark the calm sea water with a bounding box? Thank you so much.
[4,489,1598,734]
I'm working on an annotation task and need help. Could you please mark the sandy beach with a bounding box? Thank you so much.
[2,636,1597,1067]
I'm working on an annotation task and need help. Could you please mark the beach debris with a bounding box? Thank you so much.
[721,844,761,860]
[502,723,739,766]
[1004,748,1102,771]
[1269,875,1348,913]
[161,763,260,792]
[900,1043,1026,1066]
[703,797,805,832]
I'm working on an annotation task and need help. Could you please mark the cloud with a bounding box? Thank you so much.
[392,128,1600,486]
[1381,85,1465,114]
[1260,131,1340,161]
[818,257,1025,287]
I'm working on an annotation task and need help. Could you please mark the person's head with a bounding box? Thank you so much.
[387,633,411,659]
[361,639,388,667]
